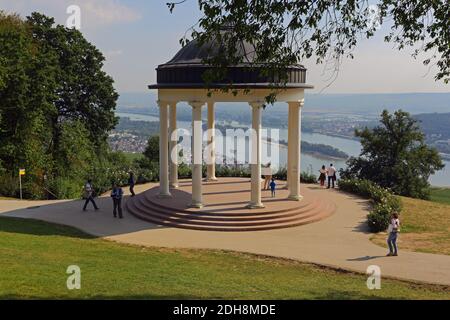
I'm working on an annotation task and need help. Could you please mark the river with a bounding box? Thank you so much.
[117,112,449,187]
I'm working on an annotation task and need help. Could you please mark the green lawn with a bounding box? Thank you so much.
[430,187,450,205]
[123,152,144,162]
[371,196,450,255]
[0,217,448,300]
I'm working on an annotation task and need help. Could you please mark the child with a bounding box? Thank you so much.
[270,178,276,198]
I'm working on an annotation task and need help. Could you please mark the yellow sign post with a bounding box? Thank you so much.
[19,169,25,200]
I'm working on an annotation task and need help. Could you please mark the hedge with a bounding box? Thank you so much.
[339,179,402,232]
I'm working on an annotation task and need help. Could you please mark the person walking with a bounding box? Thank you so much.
[128,171,136,197]
[387,213,400,256]
[270,178,276,198]
[111,183,124,219]
[318,165,327,187]
[327,164,337,189]
[83,179,99,211]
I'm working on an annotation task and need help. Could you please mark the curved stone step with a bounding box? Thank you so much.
[142,189,316,216]
[129,200,324,227]
[125,199,335,232]
[133,194,321,222]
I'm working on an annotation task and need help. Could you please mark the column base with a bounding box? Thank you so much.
[246,202,265,209]
[169,183,179,189]
[189,201,204,209]
[288,194,303,201]
[157,193,172,199]
[204,177,218,182]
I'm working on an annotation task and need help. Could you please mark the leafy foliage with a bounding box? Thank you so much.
[339,179,402,232]
[143,136,160,163]
[168,0,449,102]
[0,12,118,199]
[341,110,444,199]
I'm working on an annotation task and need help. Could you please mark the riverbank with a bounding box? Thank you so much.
[263,140,348,161]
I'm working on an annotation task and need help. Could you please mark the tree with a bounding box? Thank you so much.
[0,11,52,187]
[26,13,119,150]
[143,136,160,163]
[341,110,445,199]
[168,1,449,102]
[55,120,95,178]
[0,11,119,199]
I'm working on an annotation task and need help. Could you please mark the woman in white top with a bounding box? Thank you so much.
[318,165,327,187]
[387,212,400,256]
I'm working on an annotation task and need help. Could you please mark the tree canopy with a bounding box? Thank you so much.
[168,0,449,101]
[341,110,445,199]
[0,11,118,198]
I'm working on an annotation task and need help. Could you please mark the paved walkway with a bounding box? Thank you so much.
[1,183,450,286]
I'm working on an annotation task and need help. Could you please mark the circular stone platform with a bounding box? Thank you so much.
[125,177,336,232]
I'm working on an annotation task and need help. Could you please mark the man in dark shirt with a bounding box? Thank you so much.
[111,183,124,219]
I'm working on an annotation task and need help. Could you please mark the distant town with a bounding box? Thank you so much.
[109,110,450,161]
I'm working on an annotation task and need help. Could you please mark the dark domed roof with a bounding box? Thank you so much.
[149,38,312,89]
[164,39,257,66]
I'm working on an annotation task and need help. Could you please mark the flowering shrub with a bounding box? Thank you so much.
[339,179,402,232]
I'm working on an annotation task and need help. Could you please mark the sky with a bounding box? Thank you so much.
[0,0,448,94]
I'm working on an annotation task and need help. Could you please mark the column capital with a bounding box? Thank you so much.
[249,101,265,109]
[288,99,305,108]
[157,100,169,108]
[188,101,206,109]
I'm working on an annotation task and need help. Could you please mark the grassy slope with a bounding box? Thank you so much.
[371,196,450,255]
[0,217,448,300]
[430,187,450,205]
[123,152,144,162]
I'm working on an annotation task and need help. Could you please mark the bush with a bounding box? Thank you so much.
[300,172,318,184]
[272,167,317,183]
[339,179,402,232]
[216,165,251,178]
[47,177,84,199]
[0,175,18,197]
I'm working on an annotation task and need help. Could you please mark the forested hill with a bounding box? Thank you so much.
[414,113,450,140]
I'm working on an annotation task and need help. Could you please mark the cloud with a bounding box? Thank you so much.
[80,0,141,26]
[105,49,123,58]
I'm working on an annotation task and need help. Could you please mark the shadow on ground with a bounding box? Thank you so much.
[0,195,167,238]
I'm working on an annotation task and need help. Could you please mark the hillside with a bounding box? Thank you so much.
[371,194,450,255]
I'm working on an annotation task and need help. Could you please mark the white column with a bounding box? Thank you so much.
[189,102,205,208]
[288,100,304,201]
[158,100,171,198]
[206,102,218,181]
[247,102,264,209]
[169,102,179,188]
[286,107,292,189]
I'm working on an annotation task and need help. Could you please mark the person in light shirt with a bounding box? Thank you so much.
[387,213,401,256]
[327,164,337,189]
